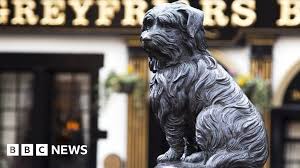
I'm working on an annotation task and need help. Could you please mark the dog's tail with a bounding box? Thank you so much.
[182,150,263,168]
[202,120,268,168]
[194,104,268,168]
[204,150,263,168]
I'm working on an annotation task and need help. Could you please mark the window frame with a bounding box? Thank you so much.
[0,53,103,168]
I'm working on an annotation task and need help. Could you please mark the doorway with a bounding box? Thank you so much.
[271,70,300,168]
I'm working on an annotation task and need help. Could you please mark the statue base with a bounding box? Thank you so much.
[155,162,181,168]
[155,161,203,168]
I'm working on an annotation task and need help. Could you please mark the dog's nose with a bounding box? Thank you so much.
[141,33,152,42]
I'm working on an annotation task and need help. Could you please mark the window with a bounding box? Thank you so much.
[0,72,33,168]
[284,121,300,168]
[50,73,91,168]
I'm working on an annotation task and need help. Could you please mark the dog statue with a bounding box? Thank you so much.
[141,2,268,168]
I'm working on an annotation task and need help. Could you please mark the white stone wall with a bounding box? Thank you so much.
[211,46,251,75]
[0,35,129,168]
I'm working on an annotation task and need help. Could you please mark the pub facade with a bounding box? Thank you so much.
[1,0,300,168]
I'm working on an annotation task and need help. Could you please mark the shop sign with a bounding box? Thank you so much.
[1,0,300,42]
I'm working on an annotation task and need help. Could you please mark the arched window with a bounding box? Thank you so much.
[283,72,300,105]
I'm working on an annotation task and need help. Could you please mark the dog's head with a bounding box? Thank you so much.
[141,2,207,72]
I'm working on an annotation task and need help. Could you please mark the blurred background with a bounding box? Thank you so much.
[0,0,299,168]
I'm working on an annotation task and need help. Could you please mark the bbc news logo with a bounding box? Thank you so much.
[7,144,88,156]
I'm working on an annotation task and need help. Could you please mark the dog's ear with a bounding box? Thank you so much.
[177,8,204,38]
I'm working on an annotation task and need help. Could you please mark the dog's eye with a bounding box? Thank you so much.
[157,18,173,29]
[143,18,153,30]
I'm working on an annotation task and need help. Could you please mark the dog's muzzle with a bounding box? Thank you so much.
[140,32,153,50]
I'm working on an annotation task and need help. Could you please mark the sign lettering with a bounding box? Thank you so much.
[40,0,66,26]
[0,0,299,27]
[277,0,300,26]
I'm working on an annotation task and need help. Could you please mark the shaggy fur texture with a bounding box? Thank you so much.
[141,2,268,168]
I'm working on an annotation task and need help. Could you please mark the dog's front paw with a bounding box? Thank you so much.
[157,148,183,163]
[181,143,198,160]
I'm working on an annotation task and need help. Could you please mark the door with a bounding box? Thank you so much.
[0,53,103,168]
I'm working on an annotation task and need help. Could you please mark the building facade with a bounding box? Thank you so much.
[1,0,300,168]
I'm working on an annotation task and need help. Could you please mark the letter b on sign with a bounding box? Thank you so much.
[7,144,19,156]
[21,144,33,156]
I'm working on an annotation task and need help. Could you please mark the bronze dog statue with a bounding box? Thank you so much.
[141,2,268,168]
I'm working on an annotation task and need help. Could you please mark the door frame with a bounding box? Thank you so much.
[0,53,103,168]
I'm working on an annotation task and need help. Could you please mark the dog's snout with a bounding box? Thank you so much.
[141,33,152,42]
